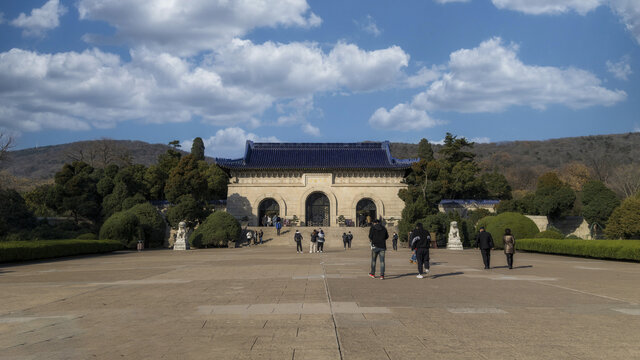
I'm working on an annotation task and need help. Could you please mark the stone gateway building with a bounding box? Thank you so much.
[216,141,416,227]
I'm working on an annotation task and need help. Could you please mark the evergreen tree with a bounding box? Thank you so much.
[191,137,205,161]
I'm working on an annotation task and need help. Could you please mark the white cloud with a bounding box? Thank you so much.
[301,123,320,136]
[610,0,640,46]
[10,0,67,37]
[413,37,626,112]
[633,124,640,132]
[212,39,409,96]
[77,0,321,55]
[369,103,443,131]
[370,37,626,131]
[0,48,273,133]
[405,66,442,88]
[197,127,280,158]
[491,0,605,15]
[275,96,321,136]
[606,55,632,80]
[356,15,382,37]
[471,137,491,143]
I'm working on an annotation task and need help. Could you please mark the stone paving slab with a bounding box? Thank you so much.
[1,246,639,359]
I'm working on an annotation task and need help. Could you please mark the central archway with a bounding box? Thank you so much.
[306,192,330,227]
[258,198,280,226]
[356,198,377,227]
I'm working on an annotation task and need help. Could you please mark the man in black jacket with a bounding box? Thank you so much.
[410,223,431,278]
[475,227,494,269]
[368,219,389,279]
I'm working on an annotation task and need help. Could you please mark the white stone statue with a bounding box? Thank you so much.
[173,221,190,251]
[447,221,463,250]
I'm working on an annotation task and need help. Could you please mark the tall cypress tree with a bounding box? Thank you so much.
[191,137,205,161]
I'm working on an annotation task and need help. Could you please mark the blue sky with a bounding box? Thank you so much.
[1,0,639,158]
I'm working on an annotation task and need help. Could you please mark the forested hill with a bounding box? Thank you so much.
[2,133,639,191]
[2,140,208,181]
[391,132,640,192]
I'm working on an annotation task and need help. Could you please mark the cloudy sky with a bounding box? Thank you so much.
[1,0,639,157]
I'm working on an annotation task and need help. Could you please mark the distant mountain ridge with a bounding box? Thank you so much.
[3,133,639,185]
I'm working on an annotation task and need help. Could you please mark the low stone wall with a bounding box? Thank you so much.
[525,215,591,239]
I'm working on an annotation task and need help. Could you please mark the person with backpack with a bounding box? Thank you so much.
[410,223,431,278]
[342,232,348,250]
[294,230,303,253]
[309,229,318,253]
[275,219,282,236]
[317,229,325,252]
[368,219,389,280]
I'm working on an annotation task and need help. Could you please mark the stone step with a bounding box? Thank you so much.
[243,226,398,247]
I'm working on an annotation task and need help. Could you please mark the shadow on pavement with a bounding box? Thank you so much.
[431,271,464,279]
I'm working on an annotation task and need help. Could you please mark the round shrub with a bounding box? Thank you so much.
[127,203,166,248]
[477,212,539,249]
[99,211,141,249]
[605,196,640,239]
[535,230,564,239]
[566,234,581,239]
[190,211,240,248]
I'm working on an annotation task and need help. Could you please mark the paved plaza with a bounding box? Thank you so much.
[1,243,639,359]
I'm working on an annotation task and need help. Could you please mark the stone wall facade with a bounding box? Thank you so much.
[226,170,407,226]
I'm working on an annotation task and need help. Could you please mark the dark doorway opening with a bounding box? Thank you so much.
[356,198,377,227]
[306,192,330,227]
[258,198,280,226]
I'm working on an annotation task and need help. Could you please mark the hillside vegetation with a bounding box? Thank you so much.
[2,133,639,194]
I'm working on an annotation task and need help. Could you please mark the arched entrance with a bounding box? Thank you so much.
[306,192,330,226]
[258,198,280,226]
[356,198,377,227]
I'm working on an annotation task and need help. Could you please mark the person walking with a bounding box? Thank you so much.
[309,229,317,253]
[275,219,282,236]
[475,227,495,269]
[368,219,389,279]
[317,229,325,252]
[392,232,398,251]
[347,231,353,249]
[410,223,431,278]
[342,232,348,250]
[503,228,516,269]
[245,230,252,247]
[294,230,303,253]
[258,229,264,245]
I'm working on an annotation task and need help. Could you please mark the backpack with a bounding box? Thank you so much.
[294,232,302,241]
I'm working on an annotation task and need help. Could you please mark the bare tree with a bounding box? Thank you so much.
[607,165,640,198]
[0,132,14,168]
[65,138,132,168]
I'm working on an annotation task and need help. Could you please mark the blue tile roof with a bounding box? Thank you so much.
[216,141,417,170]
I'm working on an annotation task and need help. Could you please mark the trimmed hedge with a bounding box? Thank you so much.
[0,240,124,263]
[534,230,564,239]
[517,238,640,262]
[477,212,539,249]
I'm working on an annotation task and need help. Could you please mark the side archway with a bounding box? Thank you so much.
[252,194,287,225]
[350,194,385,224]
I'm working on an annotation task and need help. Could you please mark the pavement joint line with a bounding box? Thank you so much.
[531,281,638,305]
[321,254,344,360]
[612,308,640,315]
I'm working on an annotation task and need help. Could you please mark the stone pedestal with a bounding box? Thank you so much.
[447,221,463,250]
[173,221,190,251]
